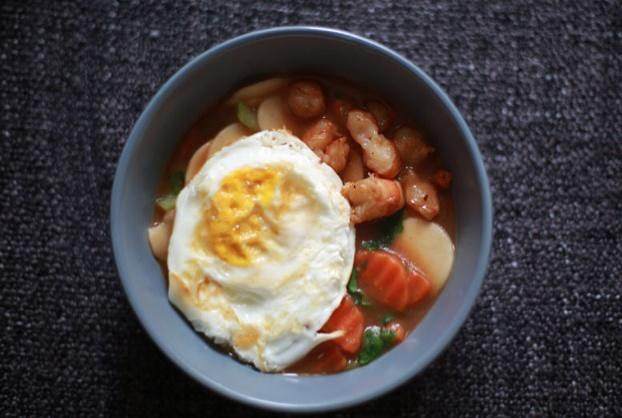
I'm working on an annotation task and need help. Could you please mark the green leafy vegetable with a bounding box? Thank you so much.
[347,269,372,307]
[169,171,185,195]
[156,194,177,211]
[237,101,258,130]
[357,326,396,366]
[379,327,396,345]
[381,314,395,325]
[347,269,358,294]
[360,209,404,250]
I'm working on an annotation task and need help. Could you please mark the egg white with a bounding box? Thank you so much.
[167,130,355,371]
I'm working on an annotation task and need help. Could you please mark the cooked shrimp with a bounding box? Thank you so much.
[400,168,439,220]
[322,137,350,173]
[340,146,365,183]
[302,118,337,154]
[346,110,401,178]
[393,126,434,166]
[287,80,326,118]
[366,101,394,132]
[342,176,404,224]
[302,119,350,172]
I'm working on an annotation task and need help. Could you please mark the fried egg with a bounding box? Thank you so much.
[167,130,355,371]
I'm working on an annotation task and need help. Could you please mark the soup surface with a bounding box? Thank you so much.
[148,75,455,374]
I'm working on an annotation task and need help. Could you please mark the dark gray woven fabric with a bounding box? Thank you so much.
[1,1,621,416]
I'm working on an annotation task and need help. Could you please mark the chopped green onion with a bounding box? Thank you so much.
[357,326,397,366]
[347,269,372,307]
[358,328,384,366]
[237,101,258,131]
[379,327,396,345]
[156,194,177,211]
[347,269,358,294]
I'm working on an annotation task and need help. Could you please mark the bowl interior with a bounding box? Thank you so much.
[111,27,491,413]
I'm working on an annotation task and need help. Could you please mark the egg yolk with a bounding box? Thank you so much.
[196,165,294,266]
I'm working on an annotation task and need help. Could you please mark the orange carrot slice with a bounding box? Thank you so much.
[356,250,431,311]
[356,250,410,311]
[321,295,364,354]
[408,270,431,305]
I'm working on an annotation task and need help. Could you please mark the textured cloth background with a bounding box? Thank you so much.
[1,1,621,416]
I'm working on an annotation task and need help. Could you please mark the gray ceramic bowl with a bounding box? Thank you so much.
[111,26,492,413]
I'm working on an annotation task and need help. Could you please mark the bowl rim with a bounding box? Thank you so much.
[110,25,493,413]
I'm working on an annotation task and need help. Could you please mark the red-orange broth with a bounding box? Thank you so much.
[150,75,455,374]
